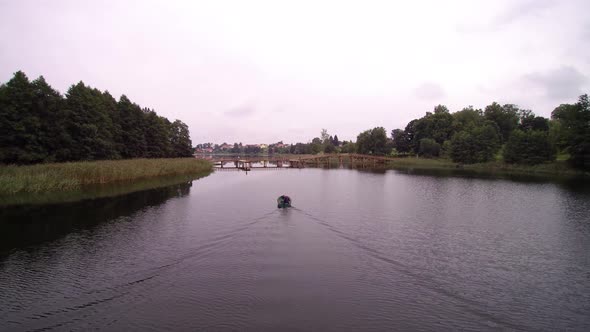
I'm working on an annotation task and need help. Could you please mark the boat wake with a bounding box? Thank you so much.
[289,207,530,331]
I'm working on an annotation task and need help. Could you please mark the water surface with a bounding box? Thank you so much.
[1,169,589,331]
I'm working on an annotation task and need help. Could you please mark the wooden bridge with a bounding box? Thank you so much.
[203,154,399,171]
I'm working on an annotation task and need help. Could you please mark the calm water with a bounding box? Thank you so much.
[1,169,589,331]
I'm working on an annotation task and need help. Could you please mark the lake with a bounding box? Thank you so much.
[1,168,589,331]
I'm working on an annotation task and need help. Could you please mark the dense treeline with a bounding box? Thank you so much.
[196,129,349,155]
[284,129,345,154]
[389,95,589,170]
[0,71,193,165]
[266,95,589,171]
[202,92,588,173]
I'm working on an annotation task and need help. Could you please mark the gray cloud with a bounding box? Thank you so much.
[1,1,588,143]
[223,104,257,118]
[272,105,289,114]
[414,82,446,101]
[457,0,555,33]
[493,0,554,26]
[582,23,590,42]
[524,66,588,99]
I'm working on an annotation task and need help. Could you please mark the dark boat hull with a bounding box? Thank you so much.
[277,196,292,208]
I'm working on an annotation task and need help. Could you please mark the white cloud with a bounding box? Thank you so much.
[1,0,589,143]
[524,66,588,100]
[414,83,446,101]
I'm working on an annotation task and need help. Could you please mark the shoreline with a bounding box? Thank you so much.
[386,157,589,179]
[0,158,213,206]
[4,156,586,206]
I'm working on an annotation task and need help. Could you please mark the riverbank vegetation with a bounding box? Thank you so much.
[200,93,588,176]
[0,158,212,196]
[386,157,583,178]
[389,94,589,172]
[0,71,193,165]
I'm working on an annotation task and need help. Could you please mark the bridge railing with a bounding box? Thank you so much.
[206,153,400,170]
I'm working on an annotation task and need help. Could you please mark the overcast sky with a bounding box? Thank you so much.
[1,0,589,144]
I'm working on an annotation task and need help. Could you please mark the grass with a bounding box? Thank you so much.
[464,160,587,177]
[0,158,213,196]
[387,157,588,179]
[387,157,458,170]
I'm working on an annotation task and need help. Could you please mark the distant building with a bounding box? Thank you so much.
[195,147,214,153]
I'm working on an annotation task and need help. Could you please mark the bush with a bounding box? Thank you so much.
[441,140,452,158]
[503,130,556,165]
[356,127,391,155]
[450,124,500,164]
[418,138,440,157]
[324,143,336,153]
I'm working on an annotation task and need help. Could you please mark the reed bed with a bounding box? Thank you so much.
[387,157,587,178]
[0,158,212,195]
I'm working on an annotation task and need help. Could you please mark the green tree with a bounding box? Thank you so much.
[324,143,336,153]
[552,94,590,170]
[450,124,500,164]
[518,109,549,132]
[231,143,241,154]
[484,102,519,142]
[441,140,452,158]
[429,105,454,143]
[0,71,41,163]
[170,120,193,157]
[1,71,196,164]
[66,82,118,160]
[356,127,390,155]
[102,91,123,158]
[391,128,411,153]
[32,76,71,162]
[452,106,484,132]
[402,105,454,152]
[293,142,313,154]
[117,95,147,158]
[402,119,418,152]
[144,110,172,158]
[418,138,440,157]
[503,130,556,165]
[340,141,357,153]
[332,134,340,146]
[311,137,323,154]
[320,129,330,144]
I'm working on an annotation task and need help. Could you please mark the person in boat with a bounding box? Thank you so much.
[277,195,291,208]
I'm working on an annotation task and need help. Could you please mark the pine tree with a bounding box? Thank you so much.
[118,95,147,158]
[144,110,172,158]
[32,76,71,162]
[0,71,42,163]
[0,71,196,164]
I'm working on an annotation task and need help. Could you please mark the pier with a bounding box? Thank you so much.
[205,154,399,171]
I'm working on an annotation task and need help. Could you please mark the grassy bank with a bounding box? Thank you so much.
[387,157,588,178]
[0,158,213,196]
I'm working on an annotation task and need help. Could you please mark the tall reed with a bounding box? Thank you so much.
[0,158,212,195]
